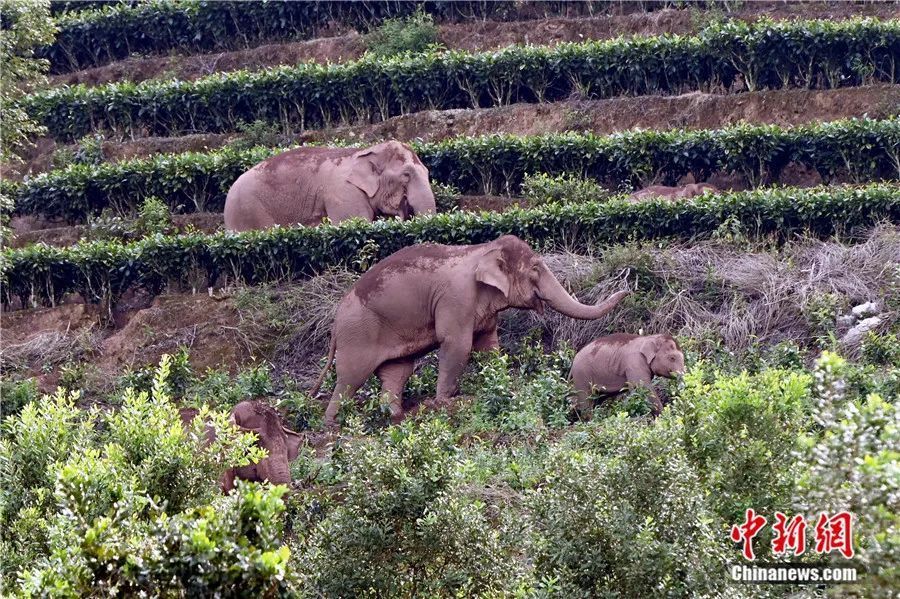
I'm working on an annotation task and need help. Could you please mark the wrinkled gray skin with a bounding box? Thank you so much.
[627,183,719,202]
[570,333,685,419]
[224,140,436,231]
[312,235,631,428]
[179,403,302,492]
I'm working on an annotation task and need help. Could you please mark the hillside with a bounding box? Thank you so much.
[1,1,899,597]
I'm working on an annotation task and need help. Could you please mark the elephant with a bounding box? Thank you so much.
[627,183,719,202]
[569,333,685,419]
[311,235,631,428]
[224,140,436,231]
[179,403,302,492]
[222,400,303,492]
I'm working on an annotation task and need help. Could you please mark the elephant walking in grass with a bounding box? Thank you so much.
[224,140,436,231]
[311,235,631,428]
[569,333,685,419]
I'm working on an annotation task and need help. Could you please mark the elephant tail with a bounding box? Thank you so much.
[309,336,336,398]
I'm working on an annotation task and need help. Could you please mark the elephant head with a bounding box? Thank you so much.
[225,400,302,491]
[475,236,630,319]
[347,140,436,219]
[678,183,719,198]
[639,334,685,378]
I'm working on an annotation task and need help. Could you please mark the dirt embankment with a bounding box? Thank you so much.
[49,3,899,88]
[13,85,897,180]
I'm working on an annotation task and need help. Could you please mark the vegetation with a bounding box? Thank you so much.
[8,118,899,222]
[28,18,900,140]
[3,184,897,311]
[366,9,442,58]
[0,0,55,161]
[41,0,730,72]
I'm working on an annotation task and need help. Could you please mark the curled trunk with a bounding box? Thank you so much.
[538,266,628,320]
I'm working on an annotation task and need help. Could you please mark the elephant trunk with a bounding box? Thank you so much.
[262,454,292,486]
[406,177,436,216]
[538,266,629,320]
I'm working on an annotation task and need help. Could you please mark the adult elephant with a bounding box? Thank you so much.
[311,235,631,427]
[224,140,436,231]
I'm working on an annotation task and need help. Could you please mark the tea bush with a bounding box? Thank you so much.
[521,172,610,207]
[293,418,518,597]
[3,183,897,311]
[29,18,900,140]
[0,356,287,595]
[9,118,898,221]
[366,9,442,58]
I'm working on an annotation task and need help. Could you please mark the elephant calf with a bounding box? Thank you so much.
[569,333,685,419]
[627,183,719,202]
[312,234,630,428]
[224,140,436,231]
[180,401,302,492]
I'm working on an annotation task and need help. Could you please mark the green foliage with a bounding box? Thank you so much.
[9,118,898,222]
[366,9,441,58]
[0,378,38,418]
[294,418,516,597]
[432,181,461,213]
[40,1,719,73]
[134,195,173,237]
[674,365,811,523]
[28,18,900,140]
[521,172,609,207]
[0,355,284,595]
[796,353,899,597]
[226,119,289,152]
[861,330,900,367]
[3,183,898,312]
[527,415,729,598]
[0,0,55,162]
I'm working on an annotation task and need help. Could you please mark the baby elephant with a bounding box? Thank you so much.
[180,402,302,492]
[569,333,684,419]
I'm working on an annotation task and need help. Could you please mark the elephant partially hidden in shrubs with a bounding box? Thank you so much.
[627,183,719,202]
[312,235,631,428]
[180,401,302,492]
[224,140,437,231]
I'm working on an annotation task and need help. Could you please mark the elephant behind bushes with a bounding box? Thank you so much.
[224,140,436,231]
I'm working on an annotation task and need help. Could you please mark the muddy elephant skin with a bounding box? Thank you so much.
[224,140,436,231]
[312,234,630,428]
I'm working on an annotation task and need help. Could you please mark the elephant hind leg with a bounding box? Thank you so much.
[376,359,416,425]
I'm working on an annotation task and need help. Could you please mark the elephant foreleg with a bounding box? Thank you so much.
[324,362,373,428]
[434,317,474,405]
[376,359,416,425]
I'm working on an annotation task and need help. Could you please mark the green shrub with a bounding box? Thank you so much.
[134,195,173,237]
[0,355,281,594]
[796,352,899,597]
[28,18,900,140]
[3,183,897,312]
[226,119,289,152]
[521,172,609,206]
[674,365,812,524]
[9,118,898,222]
[0,378,38,418]
[293,418,517,596]
[366,10,441,58]
[527,415,729,598]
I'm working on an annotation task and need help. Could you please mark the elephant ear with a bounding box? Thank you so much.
[347,149,382,198]
[475,248,510,297]
[284,428,303,461]
[639,336,663,363]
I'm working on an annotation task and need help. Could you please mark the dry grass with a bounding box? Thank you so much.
[0,326,101,373]
[231,225,899,380]
[508,224,900,353]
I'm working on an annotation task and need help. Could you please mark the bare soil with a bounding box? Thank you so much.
[49,3,899,88]
[10,85,896,181]
[1,293,251,393]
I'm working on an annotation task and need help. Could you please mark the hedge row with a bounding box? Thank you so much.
[3,183,898,310]
[29,18,900,141]
[43,0,688,73]
[9,118,900,223]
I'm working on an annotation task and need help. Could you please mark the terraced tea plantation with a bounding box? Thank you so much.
[1,1,898,597]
